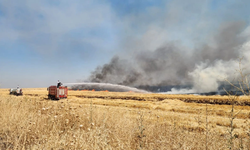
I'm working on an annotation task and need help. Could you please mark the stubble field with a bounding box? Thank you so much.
[0,88,250,149]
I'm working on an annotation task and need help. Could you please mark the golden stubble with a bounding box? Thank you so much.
[0,88,250,149]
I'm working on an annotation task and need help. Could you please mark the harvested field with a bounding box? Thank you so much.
[0,88,250,149]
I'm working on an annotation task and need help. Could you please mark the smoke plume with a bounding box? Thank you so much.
[88,22,250,93]
[189,40,250,93]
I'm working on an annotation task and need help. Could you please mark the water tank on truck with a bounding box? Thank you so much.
[9,86,23,96]
[47,86,68,100]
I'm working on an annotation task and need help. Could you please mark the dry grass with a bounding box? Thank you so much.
[0,88,250,149]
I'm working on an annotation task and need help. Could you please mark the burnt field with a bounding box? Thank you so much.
[1,88,250,149]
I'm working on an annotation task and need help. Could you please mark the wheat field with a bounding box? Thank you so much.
[0,88,250,149]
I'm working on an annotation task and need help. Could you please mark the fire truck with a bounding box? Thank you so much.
[47,86,68,100]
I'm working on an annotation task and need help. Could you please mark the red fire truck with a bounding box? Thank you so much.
[47,86,68,100]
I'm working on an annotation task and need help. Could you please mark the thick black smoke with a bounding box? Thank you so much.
[88,22,248,93]
[89,44,190,86]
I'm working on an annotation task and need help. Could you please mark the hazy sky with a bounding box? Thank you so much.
[0,0,250,88]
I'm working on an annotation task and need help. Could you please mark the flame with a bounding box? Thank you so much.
[92,89,95,91]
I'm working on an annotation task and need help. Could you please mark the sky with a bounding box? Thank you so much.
[0,0,250,88]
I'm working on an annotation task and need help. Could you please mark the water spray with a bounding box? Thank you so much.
[63,82,149,93]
